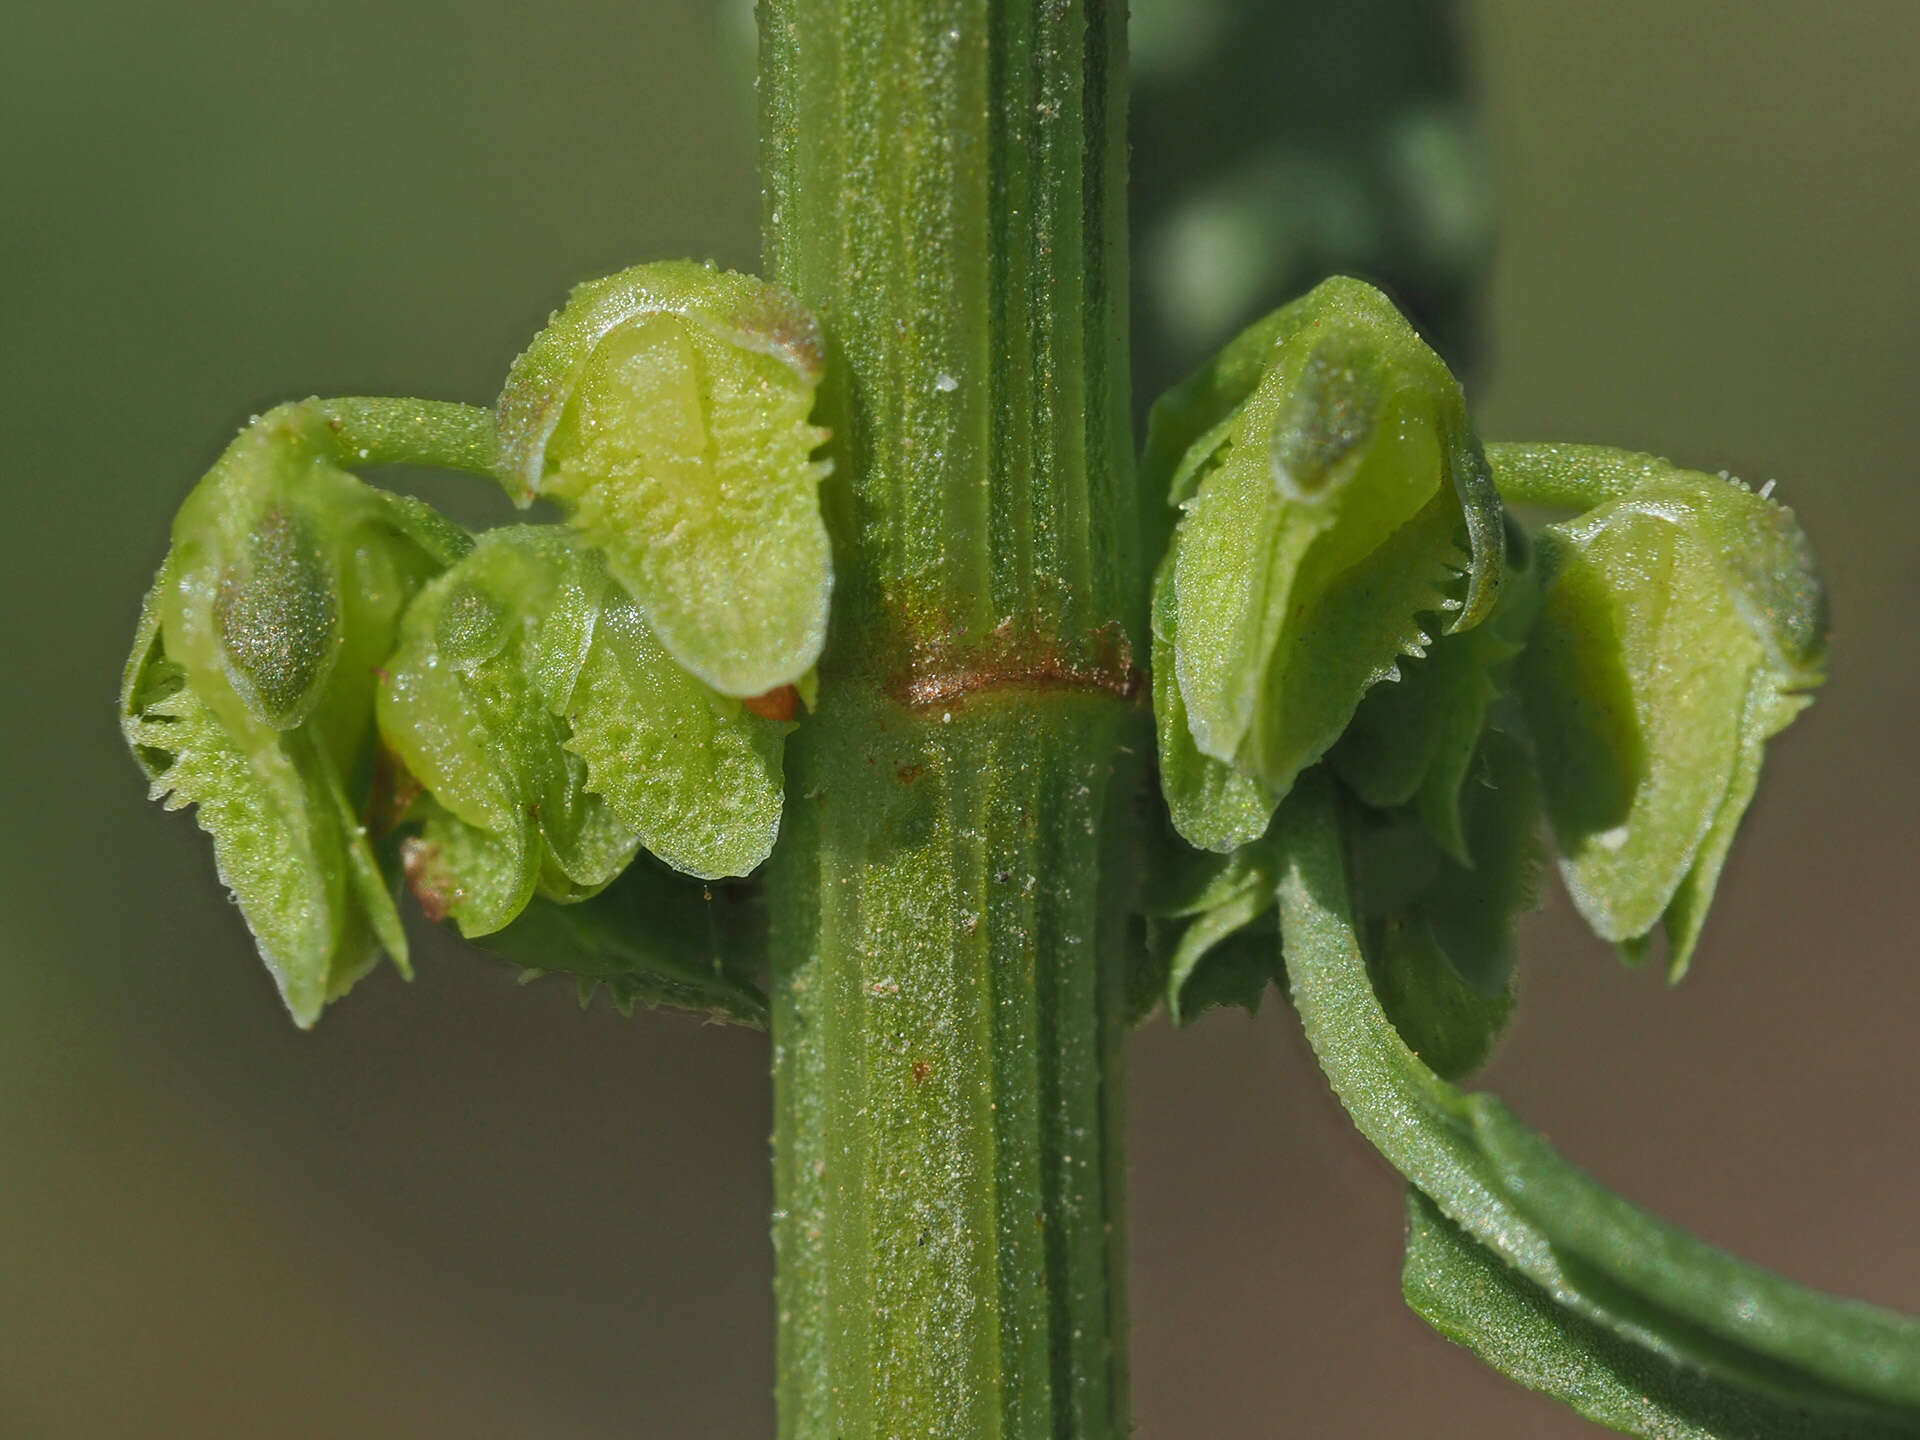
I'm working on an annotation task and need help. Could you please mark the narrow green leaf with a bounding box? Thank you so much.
[497,260,833,698]
[1470,1096,1920,1413]
[1403,1188,1911,1440]
[1276,772,1920,1426]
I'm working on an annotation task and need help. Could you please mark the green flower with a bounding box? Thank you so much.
[1493,444,1827,977]
[377,527,791,937]
[120,403,469,1025]
[1146,276,1505,850]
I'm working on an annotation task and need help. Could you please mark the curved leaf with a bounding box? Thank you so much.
[1403,1189,1910,1440]
[1275,773,1920,1430]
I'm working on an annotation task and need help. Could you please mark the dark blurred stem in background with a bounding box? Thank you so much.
[1129,0,1491,412]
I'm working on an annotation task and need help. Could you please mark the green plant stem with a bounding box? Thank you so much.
[759,2,1137,1436]
[293,397,497,475]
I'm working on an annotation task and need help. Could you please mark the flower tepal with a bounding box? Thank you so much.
[496,260,833,700]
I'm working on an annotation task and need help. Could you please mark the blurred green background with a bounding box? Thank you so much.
[4,3,1917,1436]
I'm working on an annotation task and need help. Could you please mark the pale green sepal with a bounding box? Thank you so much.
[536,749,645,897]
[310,731,410,979]
[378,526,638,936]
[123,607,376,1027]
[1662,679,1809,980]
[496,260,832,698]
[1488,442,1830,680]
[1238,487,1466,793]
[1470,1095,1920,1415]
[122,408,464,1024]
[402,801,541,939]
[564,594,789,880]
[1333,517,1541,861]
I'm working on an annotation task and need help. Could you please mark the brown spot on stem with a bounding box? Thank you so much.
[886,620,1142,711]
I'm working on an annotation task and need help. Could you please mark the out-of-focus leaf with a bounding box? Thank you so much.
[497,260,832,698]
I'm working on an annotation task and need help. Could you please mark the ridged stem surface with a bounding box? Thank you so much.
[759,3,1136,1436]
